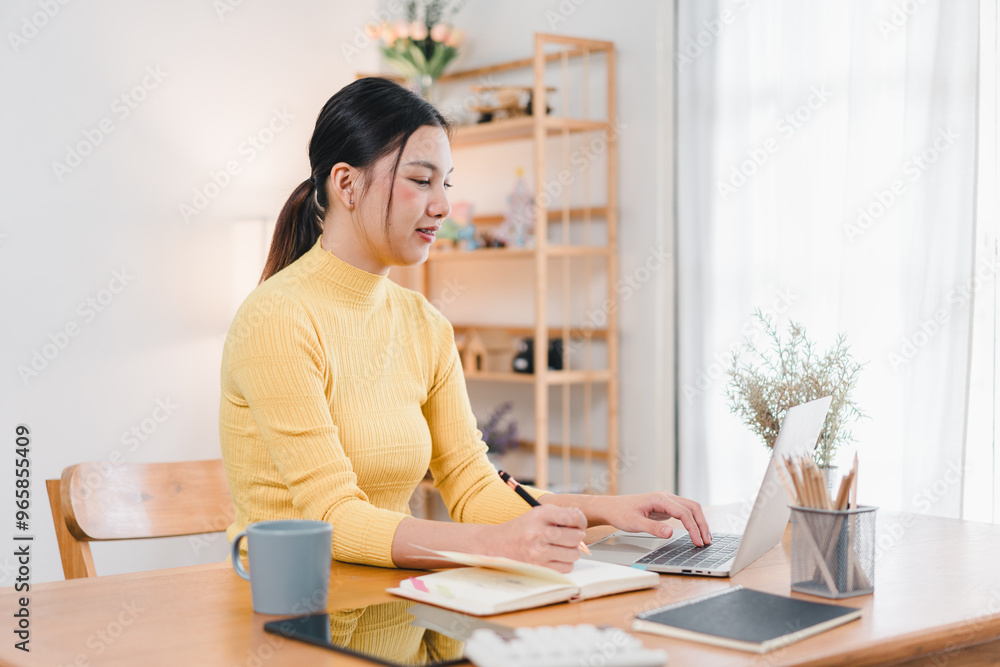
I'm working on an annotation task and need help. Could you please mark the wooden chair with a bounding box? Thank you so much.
[46,459,234,579]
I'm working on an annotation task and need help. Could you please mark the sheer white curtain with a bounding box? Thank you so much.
[676,0,982,520]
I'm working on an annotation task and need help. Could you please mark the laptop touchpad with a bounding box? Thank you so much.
[584,534,671,566]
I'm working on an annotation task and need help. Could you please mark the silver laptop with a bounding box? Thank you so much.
[585,396,832,577]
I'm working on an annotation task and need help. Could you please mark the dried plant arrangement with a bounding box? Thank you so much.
[726,310,867,468]
[478,401,519,456]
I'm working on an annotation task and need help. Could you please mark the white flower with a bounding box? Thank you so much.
[430,23,450,43]
[409,20,428,41]
[380,21,397,44]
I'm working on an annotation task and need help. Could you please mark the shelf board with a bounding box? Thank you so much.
[548,245,611,258]
[451,117,610,148]
[428,245,609,261]
[473,206,608,226]
[515,439,610,462]
[452,324,608,341]
[464,369,613,385]
[438,35,613,83]
[429,247,532,261]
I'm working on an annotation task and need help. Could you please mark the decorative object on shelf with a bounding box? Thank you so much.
[462,329,517,374]
[496,168,535,248]
[436,201,477,250]
[726,310,867,472]
[477,401,519,456]
[372,0,467,102]
[470,85,555,123]
[475,228,506,248]
[511,337,564,374]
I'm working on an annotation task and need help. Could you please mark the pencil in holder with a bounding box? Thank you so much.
[789,505,876,599]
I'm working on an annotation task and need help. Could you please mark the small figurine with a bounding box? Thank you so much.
[436,201,478,251]
[497,168,535,248]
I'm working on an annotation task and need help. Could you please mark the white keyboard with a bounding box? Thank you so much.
[464,623,668,667]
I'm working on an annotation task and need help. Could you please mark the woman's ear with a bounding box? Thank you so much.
[328,162,355,208]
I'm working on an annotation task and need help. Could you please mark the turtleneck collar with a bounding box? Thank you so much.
[303,237,389,303]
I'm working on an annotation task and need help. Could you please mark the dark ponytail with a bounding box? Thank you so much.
[259,77,452,283]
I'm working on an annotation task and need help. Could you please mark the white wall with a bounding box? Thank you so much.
[2,0,674,584]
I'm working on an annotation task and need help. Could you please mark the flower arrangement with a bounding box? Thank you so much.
[477,401,519,456]
[369,0,467,95]
[726,310,867,468]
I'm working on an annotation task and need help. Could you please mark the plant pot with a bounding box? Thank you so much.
[819,466,839,497]
[409,74,436,104]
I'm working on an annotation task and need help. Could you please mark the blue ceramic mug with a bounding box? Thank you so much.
[231,519,332,614]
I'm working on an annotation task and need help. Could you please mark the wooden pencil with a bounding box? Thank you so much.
[775,457,798,504]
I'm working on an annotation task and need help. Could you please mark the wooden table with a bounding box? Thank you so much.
[4,511,1000,666]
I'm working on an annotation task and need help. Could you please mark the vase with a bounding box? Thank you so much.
[819,466,839,497]
[409,74,436,104]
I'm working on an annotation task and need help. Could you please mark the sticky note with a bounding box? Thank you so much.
[408,577,429,593]
[436,584,454,598]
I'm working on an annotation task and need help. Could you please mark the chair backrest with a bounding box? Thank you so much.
[46,459,234,579]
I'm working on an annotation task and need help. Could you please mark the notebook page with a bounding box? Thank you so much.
[391,567,575,615]
[424,550,574,584]
[565,559,660,599]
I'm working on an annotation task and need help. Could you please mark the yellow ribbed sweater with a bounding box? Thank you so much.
[328,601,462,662]
[220,237,546,568]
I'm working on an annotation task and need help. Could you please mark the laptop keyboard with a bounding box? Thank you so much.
[634,533,741,569]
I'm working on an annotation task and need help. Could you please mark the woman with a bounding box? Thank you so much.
[220,77,711,573]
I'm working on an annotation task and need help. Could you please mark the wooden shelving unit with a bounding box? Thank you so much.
[391,33,618,493]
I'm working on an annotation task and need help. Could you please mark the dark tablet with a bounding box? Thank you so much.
[263,599,512,667]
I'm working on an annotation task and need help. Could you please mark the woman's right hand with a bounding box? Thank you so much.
[479,505,588,573]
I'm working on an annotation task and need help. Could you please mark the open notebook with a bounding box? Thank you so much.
[387,550,659,616]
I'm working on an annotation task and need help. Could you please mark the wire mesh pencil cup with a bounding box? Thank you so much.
[790,505,877,599]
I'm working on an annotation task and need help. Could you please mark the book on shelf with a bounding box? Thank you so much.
[386,549,658,616]
[631,585,862,654]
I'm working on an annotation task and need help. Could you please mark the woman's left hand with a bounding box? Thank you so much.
[592,492,713,546]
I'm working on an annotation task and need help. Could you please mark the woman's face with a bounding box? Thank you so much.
[355,124,453,272]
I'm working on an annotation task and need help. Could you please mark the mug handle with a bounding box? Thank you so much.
[231,531,250,581]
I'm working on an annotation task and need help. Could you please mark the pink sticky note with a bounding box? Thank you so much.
[408,577,429,593]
